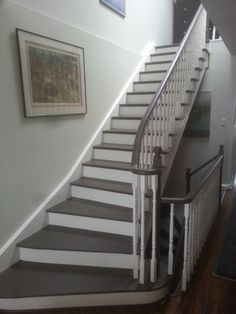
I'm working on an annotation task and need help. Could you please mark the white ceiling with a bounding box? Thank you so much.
[201,0,236,54]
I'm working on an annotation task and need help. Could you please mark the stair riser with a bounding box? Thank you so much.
[119,105,148,116]
[103,133,136,145]
[19,248,133,269]
[112,119,141,130]
[72,186,133,207]
[126,93,154,104]
[150,54,175,63]
[93,149,167,166]
[48,213,133,236]
[93,148,132,163]
[83,166,132,183]
[139,72,166,82]
[103,132,171,147]
[112,118,173,131]
[145,63,171,72]
[155,46,179,54]
[133,82,161,93]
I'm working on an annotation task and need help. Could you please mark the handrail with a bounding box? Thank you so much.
[186,145,224,194]
[162,153,223,204]
[131,4,204,171]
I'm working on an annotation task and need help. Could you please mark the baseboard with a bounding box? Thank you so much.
[0,41,155,273]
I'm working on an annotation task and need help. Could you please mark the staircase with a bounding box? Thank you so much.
[0,6,209,312]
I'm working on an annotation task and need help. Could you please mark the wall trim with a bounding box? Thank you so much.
[0,41,155,272]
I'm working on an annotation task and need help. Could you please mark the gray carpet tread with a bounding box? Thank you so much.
[71,177,132,195]
[83,159,131,171]
[47,197,132,222]
[0,261,168,298]
[17,225,133,254]
[94,143,133,151]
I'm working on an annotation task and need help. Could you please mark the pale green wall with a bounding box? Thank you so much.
[11,0,174,53]
[0,0,174,249]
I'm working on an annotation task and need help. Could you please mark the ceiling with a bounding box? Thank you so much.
[201,0,236,54]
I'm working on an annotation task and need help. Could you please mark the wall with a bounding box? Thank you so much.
[0,0,174,254]
[165,40,236,196]
[11,0,174,53]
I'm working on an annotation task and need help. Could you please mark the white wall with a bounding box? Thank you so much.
[165,40,236,196]
[11,0,174,53]
[0,0,174,253]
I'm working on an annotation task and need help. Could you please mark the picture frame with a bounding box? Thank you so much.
[16,29,87,117]
[100,0,126,17]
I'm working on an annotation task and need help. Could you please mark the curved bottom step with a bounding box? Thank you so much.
[0,261,170,311]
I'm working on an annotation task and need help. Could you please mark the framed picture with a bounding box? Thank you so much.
[16,29,87,117]
[100,0,126,17]
[184,91,211,138]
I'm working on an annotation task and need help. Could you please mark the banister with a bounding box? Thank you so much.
[131,4,204,171]
[162,153,223,205]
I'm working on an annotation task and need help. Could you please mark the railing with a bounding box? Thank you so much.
[131,5,207,284]
[162,146,224,291]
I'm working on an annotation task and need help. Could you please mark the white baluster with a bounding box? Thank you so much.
[182,203,190,291]
[139,175,146,284]
[150,174,158,282]
[132,173,139,279]
[168,203,174,275]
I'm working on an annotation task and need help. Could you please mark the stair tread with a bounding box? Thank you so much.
[133,80,161,84]
[83,159,131,171]
[127,91,155,95]
[71,177,133,195]
[17,225,133,254]
[146,61,172,65]
[94,143,133,151]
[47,197,132,222]
[103,128,137,134]
[0,261,168,299]
[150,52,176,57]
[120,103,149,107]
[112,116,142,120]
[140,70,166,74]
[155,43,179,49]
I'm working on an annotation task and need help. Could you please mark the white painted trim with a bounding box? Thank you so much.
[48,213,133,236]
[19,248,133,269]
[0,284,169,311]
[0,41,155,271]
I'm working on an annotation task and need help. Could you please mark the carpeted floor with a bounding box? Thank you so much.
[214,192,236,281]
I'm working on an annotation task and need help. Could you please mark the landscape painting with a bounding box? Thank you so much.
[16,29,87,117]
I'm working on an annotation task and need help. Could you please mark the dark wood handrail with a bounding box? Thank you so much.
[162,153,223,205]
[131,4,204,172]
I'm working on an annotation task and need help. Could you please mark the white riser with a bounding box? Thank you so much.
[93,148,167,166]
[19,248,133,269]
[112,119,141,130]
[126,93,154,104]
[112,118,173,131]
[103,133,136,145]
[72,185,133,207]
[48,213,133,236]
[155,46,179,54]
[150,54,175,63]
[140,71,166,82]
[83,166,132,183]
[119,105,148,116]
[94,148,132,163]
[103,132,171,147]
[133,82,161,93]
[145,62,171,72]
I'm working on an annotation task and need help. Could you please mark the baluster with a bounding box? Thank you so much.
[168,203,174,275]
[150,173,158,282]
[132,173,139,279]
[182,203,190,291]
[139,175,146,284]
